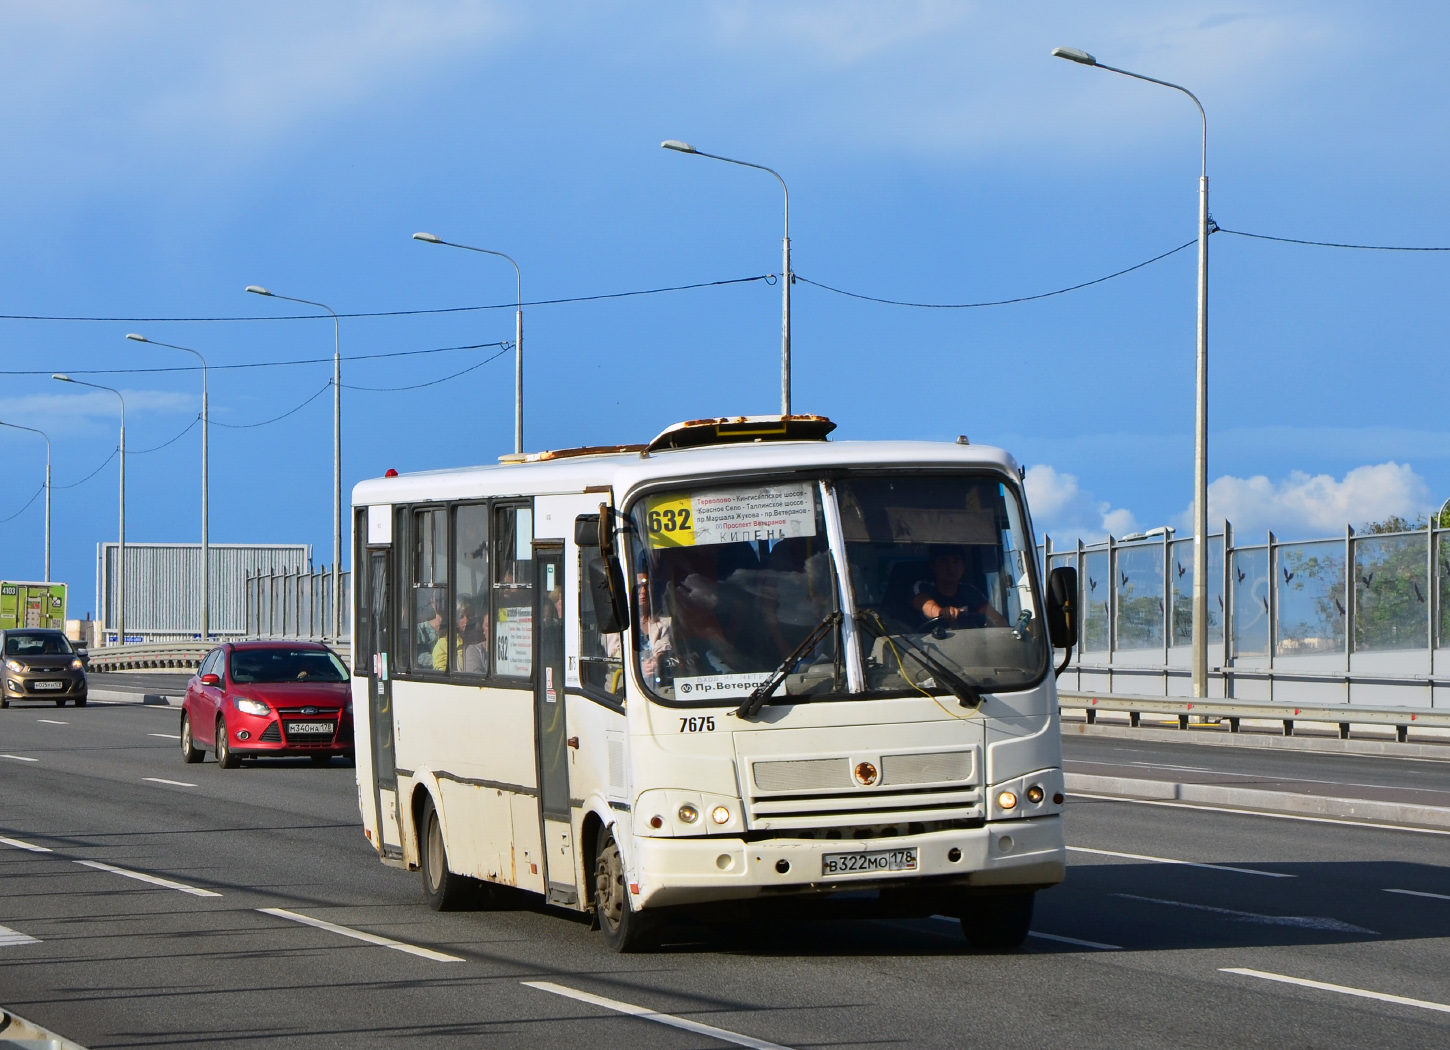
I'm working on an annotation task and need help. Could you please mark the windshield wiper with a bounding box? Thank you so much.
[856,612,984,708]
[736,611,842,720]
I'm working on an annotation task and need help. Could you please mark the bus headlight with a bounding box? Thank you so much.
[677,803,700,824]
[711,805,731,825]
[997,790,1019,810]
[1026,785,1044,804]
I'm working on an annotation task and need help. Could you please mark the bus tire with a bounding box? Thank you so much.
[420,796,475,911]
[180,713,204,764]
[960,891,1034,950]
[594,825,660,953]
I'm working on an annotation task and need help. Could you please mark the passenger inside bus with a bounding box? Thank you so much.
[416,599,445,668]
[435,598,488,674]
[911,545,1009,630]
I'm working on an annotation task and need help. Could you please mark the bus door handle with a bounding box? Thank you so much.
[566,737,579,750]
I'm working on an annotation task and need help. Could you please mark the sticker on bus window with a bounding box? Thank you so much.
[496,606,533,676]
[645,483,815,549]
[674,672,787,699]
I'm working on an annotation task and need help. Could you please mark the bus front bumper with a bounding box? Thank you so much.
[632,815,1065,910]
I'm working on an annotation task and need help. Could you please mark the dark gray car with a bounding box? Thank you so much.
[1,629,87,708]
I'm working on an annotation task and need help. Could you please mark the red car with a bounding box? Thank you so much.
[180,641,354,768]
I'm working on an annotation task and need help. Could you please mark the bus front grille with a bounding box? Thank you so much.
[745,786,982,831]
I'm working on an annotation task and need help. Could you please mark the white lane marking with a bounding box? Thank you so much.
[36,718,69,725]
[1071,791,1450,837]
[0,923,40,947]
[149,732,180,740]
[257,907,463,963]
[1067,845,1293,878]
[142,777,197,788]
[524,980,793,1050]
[1109,759,1447,795]
[1115,894,1377,934]
[927,915,1122,950]
[75,859,222,897]
[1222,967,1450,1015]
[1027,930,1123,950]
[1385,888,1450,902]
[0,836,52,852]
[0,754,38,763]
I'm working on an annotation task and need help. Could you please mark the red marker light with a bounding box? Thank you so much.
[384,468,399,478]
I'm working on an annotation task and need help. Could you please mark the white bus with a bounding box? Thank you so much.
[351,415,1077,951]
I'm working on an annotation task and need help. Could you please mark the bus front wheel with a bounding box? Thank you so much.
[960,890,1034,950]
[594,826,660,953]
[420,796,476,911]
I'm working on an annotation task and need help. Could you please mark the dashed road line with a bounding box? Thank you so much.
[1115,894,1377,934]
[1068,845,1293,878]
[1384,888,1450,902]
[148,733,180,740]
[524,980,793,1050]
[0,924,40,947]
[1222,967,1450,1015]
[36,719,68,725]
[0,836,51,852]
[257,907,464,963]
[142,777,197,788]
[0,755,38,763]
[1027,930,1123,950]
[1071,791,1450,836]
[75,859,222,897]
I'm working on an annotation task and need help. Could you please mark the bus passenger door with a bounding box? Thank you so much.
[534,544,578,905]
[366,548,403,858]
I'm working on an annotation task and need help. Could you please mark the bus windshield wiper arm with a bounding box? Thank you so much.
[737,611,842,720]
[856,612,983,708]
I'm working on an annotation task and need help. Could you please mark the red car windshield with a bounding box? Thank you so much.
[229,648,348,684]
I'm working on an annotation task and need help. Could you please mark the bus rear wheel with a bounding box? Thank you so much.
[420,796,477,911]
[594,825,659,953]
[960,890,1034,950]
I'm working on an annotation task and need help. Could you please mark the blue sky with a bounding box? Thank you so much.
[2,2,1449,610]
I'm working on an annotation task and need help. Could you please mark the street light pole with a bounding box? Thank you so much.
[412,233,524,454]
[1052,47,1211,699]
[128,334,209,640]
[53,375,125,644]
[661,140,793,415]
[0,421,51,581]
[246,286,343,640]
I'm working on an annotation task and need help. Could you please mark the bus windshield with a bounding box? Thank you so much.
[837,475,1046,694]
[630,481,839,702]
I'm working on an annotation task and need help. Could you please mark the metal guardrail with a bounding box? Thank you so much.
[1059,689,1450,742]
[84,639,352,673]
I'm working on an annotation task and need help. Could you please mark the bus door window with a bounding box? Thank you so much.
[450,504,489,675]
[411,507,448,671]
[577,516,624,700]
[493,504,534,678]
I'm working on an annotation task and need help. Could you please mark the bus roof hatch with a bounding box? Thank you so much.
[645,414,836,453]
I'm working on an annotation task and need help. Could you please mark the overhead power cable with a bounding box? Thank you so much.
[130,415,201,454]
[0,340,510,378]
[795,240,1196,308]
[341,346,511,392]
[0,481,44,524]
[54,448,118,490]
[212,382,332,430]
[1216,228,1450,251]
[0,274,772,324]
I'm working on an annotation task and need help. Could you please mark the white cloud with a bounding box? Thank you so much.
[1024,463,1139,543]
[0,389,195,431]
[1185,462,1430,539]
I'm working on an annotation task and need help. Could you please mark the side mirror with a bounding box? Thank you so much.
[200,673,221,686]
[1045,566,1077,650]
[591,503,630,634]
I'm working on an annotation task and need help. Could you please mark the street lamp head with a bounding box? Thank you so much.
[52,374,73,383]
[1051,46,1098,65]
[125,333,147,343]
[661,140,698,154]
[412,232,443,243]
[245,285,272,296]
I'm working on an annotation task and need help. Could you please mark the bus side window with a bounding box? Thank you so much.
[451,503,489,675]
[493,504,533,677]
[412,507,448,672]
[577,515,624,700]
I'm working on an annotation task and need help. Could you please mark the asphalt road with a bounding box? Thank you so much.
[2,697,1449,1049]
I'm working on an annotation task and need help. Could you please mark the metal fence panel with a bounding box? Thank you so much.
[1231,546,1270,657]
[1080,549,1110,652]
[1354,533,1429,652]
[1276,539,1345,656]
[1114,542,1164,651]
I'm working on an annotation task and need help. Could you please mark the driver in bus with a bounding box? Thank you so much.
[911,545,1008,629]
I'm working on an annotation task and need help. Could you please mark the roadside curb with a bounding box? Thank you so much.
[1064,772,1450,830]
[1,1008,90,1049]
[88,689,182,707]
[1064,720,1450,760]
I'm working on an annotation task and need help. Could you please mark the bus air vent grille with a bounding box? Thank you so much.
[881,750,973,786]
[753,757,849,792]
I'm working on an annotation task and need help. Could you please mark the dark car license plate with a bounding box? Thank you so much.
[32,681,65,691]
[285,721,335,736]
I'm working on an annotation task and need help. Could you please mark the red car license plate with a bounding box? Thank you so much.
[285,721,335,736]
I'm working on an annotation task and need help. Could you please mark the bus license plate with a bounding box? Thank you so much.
[32,681,65,691]
[285,722,335,735]
[822,847,918,876]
